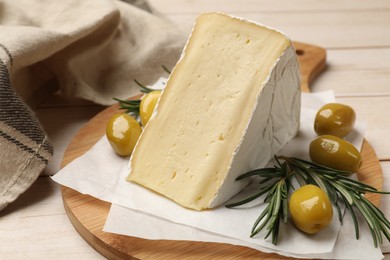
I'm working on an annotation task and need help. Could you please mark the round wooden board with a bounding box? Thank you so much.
[61,42,383,259]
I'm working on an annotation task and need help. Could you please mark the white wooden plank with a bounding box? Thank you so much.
[0,177,104,259]
[148,0,390,13]
[380,162,390,254]
[163,11,390,48]
[335,96,390,160]
[311,48,390,95]
[35,105,105,175]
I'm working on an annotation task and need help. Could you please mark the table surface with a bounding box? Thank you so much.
[1,1,390,259]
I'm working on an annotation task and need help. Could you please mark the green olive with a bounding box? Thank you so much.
[289,184,333,234]
[314,103,356,138]
[309,135,362,173]
[140,90,161,126]
[106,113,142,156]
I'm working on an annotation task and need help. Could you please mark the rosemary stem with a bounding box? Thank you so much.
[226,155,390,246]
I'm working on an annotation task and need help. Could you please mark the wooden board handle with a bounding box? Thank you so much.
[293,41,327,93]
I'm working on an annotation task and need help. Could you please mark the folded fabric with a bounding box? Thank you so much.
[0,0,185,210]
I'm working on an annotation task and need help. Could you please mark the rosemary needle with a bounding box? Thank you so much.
[161,65,172,74]
[226,155,390,246]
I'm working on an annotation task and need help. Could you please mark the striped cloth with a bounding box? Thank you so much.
[0,0,184,210]
[0,53,53,211]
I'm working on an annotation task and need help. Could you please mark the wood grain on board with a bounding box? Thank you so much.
[61,42,383,259]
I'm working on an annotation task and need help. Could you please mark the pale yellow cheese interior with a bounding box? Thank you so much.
[127,13,291,210]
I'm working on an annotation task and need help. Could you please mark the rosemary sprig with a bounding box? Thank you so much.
[114,79,153,116]
[226,155,390,246]
[226,157,292,245]
[114,65,170,115]
[113,97,141,115]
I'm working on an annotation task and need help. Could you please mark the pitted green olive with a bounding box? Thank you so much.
[314,103,356,138]
[106,113,142,156]
[309,135,362,173]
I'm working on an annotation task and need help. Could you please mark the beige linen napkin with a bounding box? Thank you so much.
[0,0,185,210]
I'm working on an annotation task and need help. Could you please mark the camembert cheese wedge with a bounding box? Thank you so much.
[127,13,301,211]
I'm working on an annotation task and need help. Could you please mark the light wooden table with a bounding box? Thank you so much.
[1,0,389,259]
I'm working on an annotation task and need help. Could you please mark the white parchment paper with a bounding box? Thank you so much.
[52,91,385,259]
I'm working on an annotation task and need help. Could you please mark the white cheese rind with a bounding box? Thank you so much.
[127,13,300,211]
[209,44,300,207]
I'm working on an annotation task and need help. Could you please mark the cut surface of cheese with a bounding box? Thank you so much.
[127,13,300,211]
